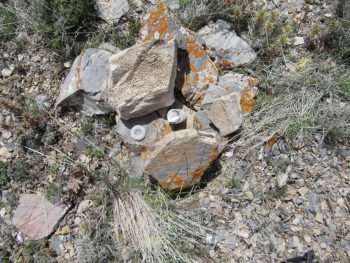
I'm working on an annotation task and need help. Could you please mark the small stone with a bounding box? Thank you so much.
[277,173,288,188]
[0,147,11,158]
[108,40,177,120]
[198,20,256,68]
[77,200,93,214]
[2,130,12,139]
[315,213,323,224]
[1,65,15,78]
[237,228,250,239]
[96,0,130,23]
[5,143,16,152]
[304,235,312,243]
[245,191,254,201]
[293,36,305,46]
[298,186,309,196]
[63,62,71,68]
[208,93,243,136]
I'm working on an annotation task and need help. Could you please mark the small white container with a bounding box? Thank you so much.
[130,125,146,141]
[167,109,187,124]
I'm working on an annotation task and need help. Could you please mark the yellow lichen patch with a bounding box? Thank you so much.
[140,2,173,42]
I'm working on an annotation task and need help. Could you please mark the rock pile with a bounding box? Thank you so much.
[56,2,258,190]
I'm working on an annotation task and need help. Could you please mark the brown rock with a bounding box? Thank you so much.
[208,93,243,136]
[108,40,177,120]
[144,129,219,190]
[11,194,69,240]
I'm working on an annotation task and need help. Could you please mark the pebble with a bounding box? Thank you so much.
[1,65,14,78]
[2,130,12,139]
[315,213,323,224]
[0,147,11,158]
[277,173,288,188]
[298,186,309,196]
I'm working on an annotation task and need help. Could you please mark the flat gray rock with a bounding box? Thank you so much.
[96,0,130,23]
[115,113,171,146]
[108,40,177,120]
[198,20,256,68]
[208,93,243,136]
[56,48,114,115]
[201,84,231,110]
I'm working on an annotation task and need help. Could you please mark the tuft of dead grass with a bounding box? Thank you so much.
[114,190,209,263]
[234,55,350,147]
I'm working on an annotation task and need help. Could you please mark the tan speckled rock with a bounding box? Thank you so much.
[144,129,219,190]
[208,93,243,136]
[108,40,177,120]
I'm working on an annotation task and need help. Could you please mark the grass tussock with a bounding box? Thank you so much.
[114,190,209,263]
[236,56,350,146]
[1,0,97,59]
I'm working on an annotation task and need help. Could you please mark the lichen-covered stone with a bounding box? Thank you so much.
[208,93,243,136]
[177,28,219,108]
[55,48,114,115]
[198,20,256,68]
[96,0,130,23]
[139,1,186,49]
[108,40,177,120]
[218,73,259,113]
[144,129,219,190]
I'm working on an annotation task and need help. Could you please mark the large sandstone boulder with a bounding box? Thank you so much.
[144,129,219,190]
[55,48,114,115]
[198,20,257,68]
[108,40,177,120]
[208,93,243,136]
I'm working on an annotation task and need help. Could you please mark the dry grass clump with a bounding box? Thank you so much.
[114,190,209,263]
[235,56,350,146]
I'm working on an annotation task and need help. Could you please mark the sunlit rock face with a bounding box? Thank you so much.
[108,39,177,120]
[144,129,219,190]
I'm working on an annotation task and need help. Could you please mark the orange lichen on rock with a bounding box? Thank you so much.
[177,28,218,108]
[267,134,279,148]
[241,77,259,112]
[140,2,171,42]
